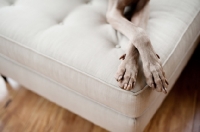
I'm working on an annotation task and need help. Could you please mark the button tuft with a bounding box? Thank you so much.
[115,45,121,48]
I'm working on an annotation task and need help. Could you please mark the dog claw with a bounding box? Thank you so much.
[133,81,136,86]
[117,76,123,81]
[151,83,155,88]
[165,80,169,85]
[124,84,128,89]
[156,54,160,59]
[119,54,126,60]
[163,87,168,94]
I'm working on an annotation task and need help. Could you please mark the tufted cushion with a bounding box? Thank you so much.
[0,0,200,118]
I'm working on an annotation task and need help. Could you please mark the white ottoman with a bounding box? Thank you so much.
[0,0,199,131]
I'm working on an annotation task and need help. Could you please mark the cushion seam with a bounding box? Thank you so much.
[0,53,137,118]
[0,34,138,95]
[163,9,200,65]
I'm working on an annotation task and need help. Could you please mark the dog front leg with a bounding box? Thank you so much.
[107,0,168,93]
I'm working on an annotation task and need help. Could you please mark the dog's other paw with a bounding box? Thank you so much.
[142,53,169,94]
[115,53,139,91]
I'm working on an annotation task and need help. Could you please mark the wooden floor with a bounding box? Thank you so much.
[0,44,200,132]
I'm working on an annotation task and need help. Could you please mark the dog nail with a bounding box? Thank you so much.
[119,54,126,60]
[165,80,169,85]
[118,76,122,81]
[133,82,136,86]
[163,72,166,77]
[156,54,160,59]
[124,84,127,89]
[163,87,168,94]
[127,84,131,90]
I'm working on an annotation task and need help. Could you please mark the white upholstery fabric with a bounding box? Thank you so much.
[0,36,199,132]
[0,0,200,119]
